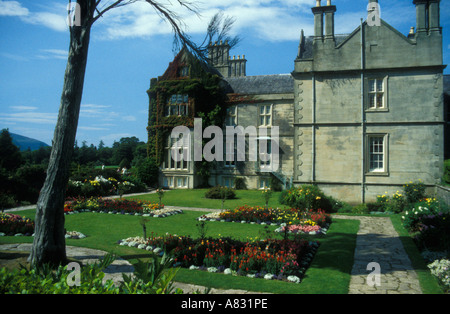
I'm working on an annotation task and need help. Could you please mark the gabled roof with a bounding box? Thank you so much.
[222,74,294,95]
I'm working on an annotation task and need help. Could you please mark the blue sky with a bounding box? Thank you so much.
[0,0,449,147]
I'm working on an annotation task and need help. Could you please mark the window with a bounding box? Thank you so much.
[165,94,189,117]
[163,176,188,188]
[366,77,388,110]
[367,134,388,174]
[259,138,272,168]
[180,66,190,77]
[259,104,272,126]
[176,177,188,188]
[224,139,236,167]
[225,106,237,126]
[222,177,234,188]
[163,136,189,170]
[259,177,270,190]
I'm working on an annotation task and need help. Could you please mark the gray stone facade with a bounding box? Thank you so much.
[292,0,445,203]
[149,0,447,203]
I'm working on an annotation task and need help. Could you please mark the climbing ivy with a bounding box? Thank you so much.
[147,71,226,167]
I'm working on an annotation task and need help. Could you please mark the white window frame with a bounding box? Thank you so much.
[163,136,189,171]
[165,94,189,117]
[259,104,272,127]
[365,76,388,111]
[366,134,389,175]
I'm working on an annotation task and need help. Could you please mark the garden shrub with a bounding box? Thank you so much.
[401,199,450,251]
[234,177,247,190]
[403,181,426,204]
[0,253,182,294]
[204,185,236,200]
[443,159,450,185]
[427,259,450,293]
[280,185,333,212]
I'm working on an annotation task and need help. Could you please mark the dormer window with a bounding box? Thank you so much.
[180,66,190,77]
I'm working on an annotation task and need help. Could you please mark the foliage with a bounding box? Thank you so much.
[0,253,182,294]
[427,259,450,293]
[443,159,450,185]
[279,185,333,212]
[234,177,247,190]
[134,157,159,187]
[0,213,34,235]
[403,180,426,204]
[401,199,450,251]
[66,174,146,198]
[0,129,23,171]
[204,185,236,200]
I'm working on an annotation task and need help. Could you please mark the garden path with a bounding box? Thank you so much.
[333,215,422,294]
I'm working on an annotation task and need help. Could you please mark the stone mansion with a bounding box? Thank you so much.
[147,0,447,203]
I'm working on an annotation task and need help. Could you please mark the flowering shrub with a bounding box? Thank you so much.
[0,213,34,235]
[427,259,450,292]
[402,201,450,251]
[403,180,426,204]
[280,185,333,212]
[67,175,146,198]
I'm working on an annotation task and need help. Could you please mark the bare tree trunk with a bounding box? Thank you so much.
[29,1,94,267]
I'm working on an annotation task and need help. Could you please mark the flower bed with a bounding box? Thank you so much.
[198,206,331,234]
[0,213,34,236]
[118,234,319,284]
[64,197,180,217]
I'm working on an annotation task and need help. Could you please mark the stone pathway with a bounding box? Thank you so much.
[333,215,422,294]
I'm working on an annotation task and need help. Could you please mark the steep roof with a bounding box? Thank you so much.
[222,74,294,95]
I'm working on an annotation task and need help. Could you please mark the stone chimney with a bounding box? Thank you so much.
[413,0,441,36]
[323,0,336,42]
[312,0,324,42]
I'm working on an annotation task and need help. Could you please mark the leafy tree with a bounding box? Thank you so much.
[0,129,23,171]
[29,0,210,267]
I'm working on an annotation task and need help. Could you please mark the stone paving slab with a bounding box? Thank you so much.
[333,215,422,294]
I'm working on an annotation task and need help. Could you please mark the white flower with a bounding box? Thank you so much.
[207,267,218,273]
[287,276,301,283]
[264,273,274,280]
[224,268,232,275]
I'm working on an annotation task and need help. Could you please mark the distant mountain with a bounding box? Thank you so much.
[10,133,50,151]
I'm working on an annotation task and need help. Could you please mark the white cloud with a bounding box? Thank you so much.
[0,111,57,124]
[10,105,38,111]
[37,48,68,60]
[0,0,28,16]
[96,0,314,42]
[21,11,67,32]
[0,1,67,32]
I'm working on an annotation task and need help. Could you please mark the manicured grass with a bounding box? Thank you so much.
[127,189,285,210]
[0,208,359,293]
[1,196,445,293]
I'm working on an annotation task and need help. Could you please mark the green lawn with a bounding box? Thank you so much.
[0,189,445,294]
[127,189,285,210]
